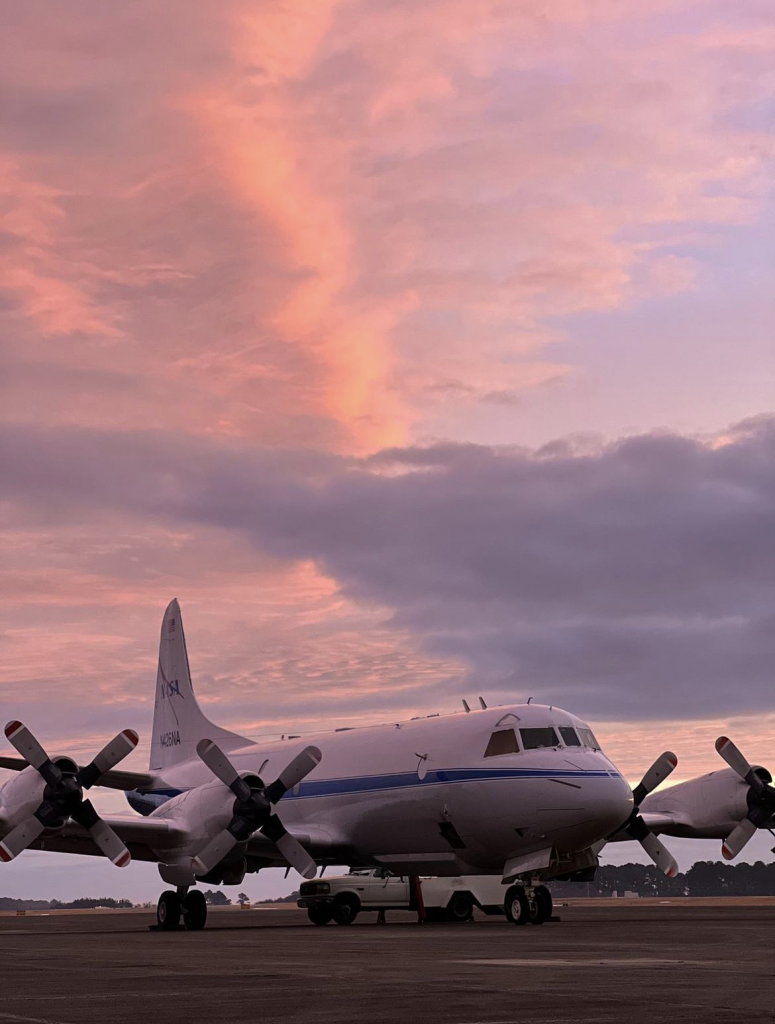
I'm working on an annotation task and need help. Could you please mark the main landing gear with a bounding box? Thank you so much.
[156,887,208,931]
[504,884,552,926]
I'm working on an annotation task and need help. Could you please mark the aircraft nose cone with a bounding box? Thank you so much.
[592,774,634,838]
[534,771,633,851]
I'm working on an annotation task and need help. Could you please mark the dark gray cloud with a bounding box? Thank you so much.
[3,415,775,720]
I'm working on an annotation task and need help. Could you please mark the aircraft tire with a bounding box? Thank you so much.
[446,892,474,922]
[308,905,333,926]
[183,890,208,930]
[332,894,360,925]
[530,886,552,925]
[504,885,530,926]
[157,890,181,930]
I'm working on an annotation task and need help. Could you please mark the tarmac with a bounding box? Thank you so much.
[0,901,772,1024]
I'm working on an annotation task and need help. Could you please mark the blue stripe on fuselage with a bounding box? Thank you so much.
[125,766,620,815]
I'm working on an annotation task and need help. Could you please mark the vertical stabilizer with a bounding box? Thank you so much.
[150,599,252,771]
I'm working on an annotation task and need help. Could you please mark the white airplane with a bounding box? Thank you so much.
[0,600,767,930]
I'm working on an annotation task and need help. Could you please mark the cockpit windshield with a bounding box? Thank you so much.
[483,722,603,757]
[484,728,520,757]
[577,726,601,750]
[520,727,559,749]
[559,726,582,746]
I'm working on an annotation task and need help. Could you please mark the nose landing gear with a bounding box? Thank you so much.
[156,887,208,930]
[504,883,552,926]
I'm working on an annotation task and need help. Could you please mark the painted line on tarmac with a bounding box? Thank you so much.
[455,957,714,967]
[0,1012,74,1024]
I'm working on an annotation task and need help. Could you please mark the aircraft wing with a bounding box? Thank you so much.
[23,816,342,866]
[0,755,158,792]
[606,812,682,843]
[639,812,685,834]
[24,815,188,862]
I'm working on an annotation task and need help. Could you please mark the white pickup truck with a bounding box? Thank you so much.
[297,869,510,925]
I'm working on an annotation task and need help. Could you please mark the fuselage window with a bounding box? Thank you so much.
[484,729,519,757]
[559,726,582,746]
[520,727,560,749]
[577,727,601,750]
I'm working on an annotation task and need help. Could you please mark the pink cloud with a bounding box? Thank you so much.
[1,0,774,779]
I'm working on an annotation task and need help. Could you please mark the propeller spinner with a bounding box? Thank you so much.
[192,740,322,879]
[715,736,775,860]
[0,721,138,866]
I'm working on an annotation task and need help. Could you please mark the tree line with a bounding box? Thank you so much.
[552,860,775,897]
[5,861,775,910]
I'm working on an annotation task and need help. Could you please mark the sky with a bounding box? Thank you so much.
[1,0,774,901]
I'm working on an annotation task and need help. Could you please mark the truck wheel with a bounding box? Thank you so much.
[307,906,333,926]
[332,894,360,925]
[530,886,552,925]
[504,885,530,926]
[446,892,474,922]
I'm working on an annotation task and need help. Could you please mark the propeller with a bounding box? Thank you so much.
[192,740,322,879]
[614,751,679,877]
[715,736,775,860]
[0,721,138,866]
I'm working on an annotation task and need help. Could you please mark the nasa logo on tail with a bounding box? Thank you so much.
[161,679,181,699]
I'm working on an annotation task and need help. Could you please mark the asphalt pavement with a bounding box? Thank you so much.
[0,902,770,1024]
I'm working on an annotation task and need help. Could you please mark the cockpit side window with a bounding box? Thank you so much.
[577,727,601,750]
[559,726,582,746]
[520,727,559,749]
[484,728,519,757]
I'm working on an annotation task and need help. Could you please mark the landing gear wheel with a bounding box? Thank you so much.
[157,890,181,930]
[504,885,530,926]
[446,892,474,922]
[183,890,208,930]
[332,895,359,925]
[529,885,552,925]
[308,905,333,926]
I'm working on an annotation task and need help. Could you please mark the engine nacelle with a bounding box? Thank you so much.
[0,757,77,834]
[149,778,242,879]
[642,768,751,839]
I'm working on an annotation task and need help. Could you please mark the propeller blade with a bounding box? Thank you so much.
[0,816,46,862]
[715,737,766,795]
[191,830,240,877]
[722,817,758,861]
[76,730,139,789]
[70,800,131,867]
[4,721,62,787]
[715,736,753,780]
[196,740,252,803]
[264,746,322,804]
[632,751,677,806]
[261,814,317,879]
[639,830,679,878]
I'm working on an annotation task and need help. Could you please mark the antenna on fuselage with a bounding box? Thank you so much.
[462,700,471,713]
[527,696,533,704]
[478,696,487,709]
